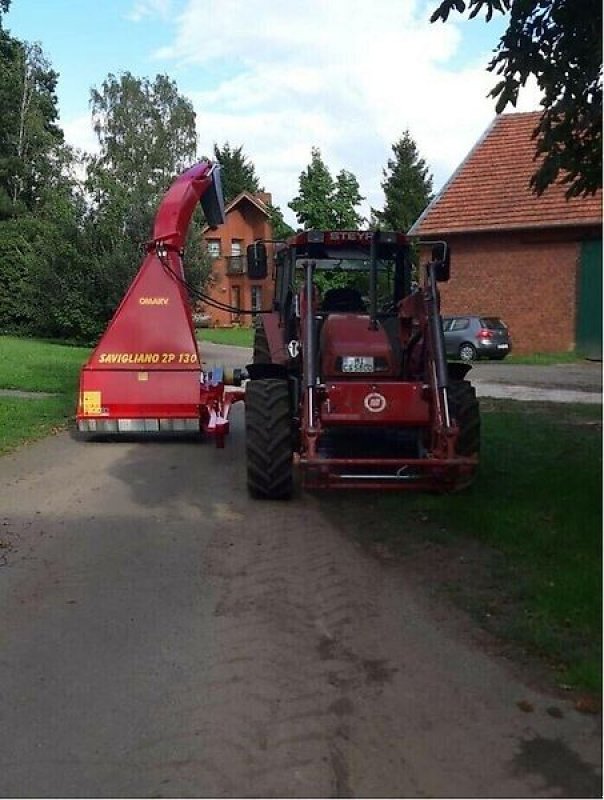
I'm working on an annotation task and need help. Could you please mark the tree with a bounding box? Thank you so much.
[88,72,197,233]
[372,131,433,232]
[289,147,365,229]
[430,0,602,197]
[212,142,260,204]
[0,0,10,25]
[266,202,294,241]
[333,169,365,228]
[0,34,63,218]
[86,72,200,311]
[0,14,95,341]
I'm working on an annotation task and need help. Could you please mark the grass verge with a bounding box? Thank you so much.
[197,327,254,348]
[317,399,602,693]
[506,351,585,365]
[0,336,89,453]
[0,335,90,393]
[0,396,74,455]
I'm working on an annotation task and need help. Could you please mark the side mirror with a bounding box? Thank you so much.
[431,242,450,282]
[247,242,268,279]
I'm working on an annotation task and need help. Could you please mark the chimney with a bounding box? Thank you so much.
[256,191,272,207]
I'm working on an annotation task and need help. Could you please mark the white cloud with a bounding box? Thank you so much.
[160,0,542,226]
[63,0,543,228]
[126,0,173,23]
[61,113,99,157]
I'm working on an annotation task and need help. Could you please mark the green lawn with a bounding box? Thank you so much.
[506,351,584,365]
[0,336,89,453]
[318,400,602,693]
[0,335,90,393]
[197,327,254,347]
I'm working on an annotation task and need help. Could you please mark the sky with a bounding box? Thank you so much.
[5,0,541,226]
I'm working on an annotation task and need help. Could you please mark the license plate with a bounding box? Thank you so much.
[342,356,374,373]
[497,344,509,349]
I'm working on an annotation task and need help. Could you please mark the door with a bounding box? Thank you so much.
[576,240,602,359]
[231,286,241,324]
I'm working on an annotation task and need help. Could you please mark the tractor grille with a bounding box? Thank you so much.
[316,426,424,460]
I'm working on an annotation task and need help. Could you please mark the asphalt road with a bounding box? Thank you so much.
[0,399,601,797]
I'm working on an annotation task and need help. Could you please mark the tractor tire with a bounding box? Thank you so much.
[246,379,293,499]
[448,379,480,461]
[253,319,271,364]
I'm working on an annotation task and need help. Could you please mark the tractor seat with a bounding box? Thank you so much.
[320,287,367,313]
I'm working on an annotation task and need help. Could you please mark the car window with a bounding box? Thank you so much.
[442,318,452,331]
[480,317,507,330]
[450,317,469,331]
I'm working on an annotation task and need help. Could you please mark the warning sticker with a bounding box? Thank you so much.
[82,391,102,415]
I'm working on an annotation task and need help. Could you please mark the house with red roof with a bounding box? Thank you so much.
[410,112,602,357]
[200,191,274,328]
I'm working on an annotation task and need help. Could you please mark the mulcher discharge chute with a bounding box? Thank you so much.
[76,161,240,442]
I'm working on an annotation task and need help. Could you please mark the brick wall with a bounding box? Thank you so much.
[435,231,582,354]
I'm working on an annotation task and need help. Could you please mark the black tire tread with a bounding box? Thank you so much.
[448,380,480,457]
[246,379,293,499]
[253,320,271,364]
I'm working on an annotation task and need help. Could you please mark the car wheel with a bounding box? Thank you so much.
[458,343,477,362]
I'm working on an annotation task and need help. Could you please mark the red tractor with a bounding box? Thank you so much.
[244,230,480,498]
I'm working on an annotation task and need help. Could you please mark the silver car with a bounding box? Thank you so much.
[442,315,512,362]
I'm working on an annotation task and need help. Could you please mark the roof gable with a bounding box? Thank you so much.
[202,190,270,232]
[410,112,602,236]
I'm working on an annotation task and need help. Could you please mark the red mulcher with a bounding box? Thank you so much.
[76,161,243,446]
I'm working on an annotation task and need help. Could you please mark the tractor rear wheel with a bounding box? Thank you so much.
[253,319,271,364]
[246,379,293,499]
[448,380,480,484]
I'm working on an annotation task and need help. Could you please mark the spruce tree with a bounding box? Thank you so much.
[372,131,433,233]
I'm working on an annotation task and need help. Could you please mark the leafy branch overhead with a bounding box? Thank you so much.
[431,0,603,197]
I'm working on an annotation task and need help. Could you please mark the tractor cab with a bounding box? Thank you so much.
[248,230,414,378]
[245,229,479,498]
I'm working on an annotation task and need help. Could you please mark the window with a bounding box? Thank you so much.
[231,239,243,257]
[231,286,241,323]
[207,239,221,258]
[251,285,263,314]
[480,317,507,330]
[450,317,469,331]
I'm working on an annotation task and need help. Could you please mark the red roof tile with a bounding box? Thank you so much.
[410,112,602,235]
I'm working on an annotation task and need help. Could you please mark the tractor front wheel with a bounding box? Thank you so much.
[448,380,480,486]
[246,379,293,499]
[253,319,271,364]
